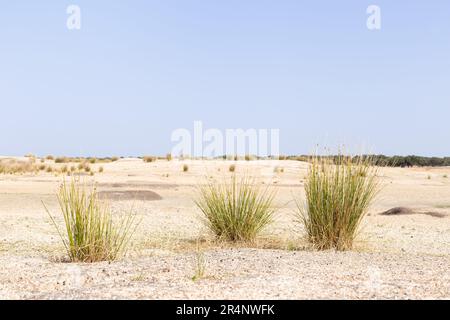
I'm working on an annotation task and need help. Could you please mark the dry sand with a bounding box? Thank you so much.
[0,159,449,299]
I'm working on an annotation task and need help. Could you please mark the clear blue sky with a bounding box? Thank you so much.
[1,1,449,157]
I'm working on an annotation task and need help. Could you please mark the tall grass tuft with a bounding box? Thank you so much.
[297,155,379,251]
[43,179,139,262]
[195,175,276,242]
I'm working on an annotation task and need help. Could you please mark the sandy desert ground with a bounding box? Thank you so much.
[0,158,449,299]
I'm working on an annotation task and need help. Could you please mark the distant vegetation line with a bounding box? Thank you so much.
[279,155,450,167]
[20,153,450,167]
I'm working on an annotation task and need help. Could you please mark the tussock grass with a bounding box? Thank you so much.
[143,156,156,163]
[195,175,276,242]
[55,157,69,164]
[44,179,139,262]
[297,155,379,251]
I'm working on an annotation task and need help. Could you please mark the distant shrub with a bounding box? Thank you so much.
[55,157,68,164]
[183,164,189,172]
[99,166,104,173]
[143,156,156,163]
[89,158,97,164]
[111,157,119,162]
[229,164,236,172]
[166,153,173,161]
[0,159,36,175]
[273,166,284,173]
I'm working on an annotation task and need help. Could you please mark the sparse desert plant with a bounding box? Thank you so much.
[191,242,206,281]
[444,174,448,178]
[38,164,46,171]
[99,166,104,173]
[46,166,53,173]
[195,175,276,242]
[166,153,173,161]
[111,156,119,162]
[183,164,189,172]
[55,157,69,164]
[89,158,97,164]
[297,155,379,251]
[229,164,236,172]
[46,155,54,160]
[43,179,139,262]
[143,156,156,163]
[273,166,284,174]
[61,165,68,173]
[0,159,37,175]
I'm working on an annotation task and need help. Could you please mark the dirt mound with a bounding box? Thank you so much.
[98,190,162,201]
[380,207,446,218]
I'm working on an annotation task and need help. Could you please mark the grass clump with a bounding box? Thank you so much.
[43,179,139,262]
[297,155,379,251]
[143,156,156,163]
[183,164,189,172]
[195,175,276,242]
[229,164,236,172]
[55,157,69,164]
